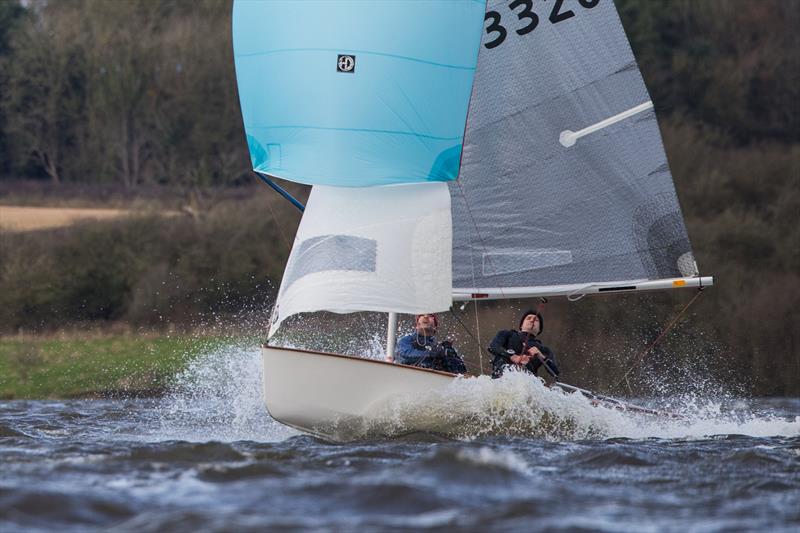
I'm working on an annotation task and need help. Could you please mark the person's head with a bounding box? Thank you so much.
[518,309,543,335]
[415,313,438,335]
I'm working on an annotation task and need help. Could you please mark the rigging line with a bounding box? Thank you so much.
[261,194,293,337]
[453,181,509,299]
[613,288,705,394]
[448,308,484,374]
[463,358,485,376]
[264,192,292,251]
[463,209,483,372]
[454,181,484,373]
[255,171,301,335]
[472,299,484,374]
[454,179,518,374]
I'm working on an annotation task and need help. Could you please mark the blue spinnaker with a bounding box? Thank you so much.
[233,0,484,187]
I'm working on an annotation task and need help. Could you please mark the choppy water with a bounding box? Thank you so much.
[1,346,798,532]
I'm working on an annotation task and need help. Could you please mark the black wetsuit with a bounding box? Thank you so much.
[487,330,559,379]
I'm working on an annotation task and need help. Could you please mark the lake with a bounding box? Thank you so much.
[1,346,798,531]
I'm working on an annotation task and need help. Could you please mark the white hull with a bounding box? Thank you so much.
[262,346,685,441]
[261,345,458,441]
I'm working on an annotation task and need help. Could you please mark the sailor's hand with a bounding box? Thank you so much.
[527,347,543,359]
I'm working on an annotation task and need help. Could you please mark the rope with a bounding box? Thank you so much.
[453,182,484,373]
[453,180,509,298]
[471,302,484,374]
[613,288,705,394]
[449,308,486,374]
[454,178,512,376]
[264,194,292,250]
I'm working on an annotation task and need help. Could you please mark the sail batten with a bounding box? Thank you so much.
[560,100,654,147]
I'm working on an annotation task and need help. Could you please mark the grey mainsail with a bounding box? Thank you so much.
[451,0,699,293]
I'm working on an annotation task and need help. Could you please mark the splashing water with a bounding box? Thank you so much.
[151,341,297,442]
[3,332,796,531]
[455,446,532,475]
[148,339,798,443]
[364,371,800,441]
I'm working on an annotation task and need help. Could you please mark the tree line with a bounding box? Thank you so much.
[0,1,796,185]
[0,0,797,394]
[0,0,248,186]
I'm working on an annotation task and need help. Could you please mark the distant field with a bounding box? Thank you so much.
[0,205,177,232]
[0,335,228,399]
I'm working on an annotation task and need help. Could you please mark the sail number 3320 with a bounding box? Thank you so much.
[484,0,600,49]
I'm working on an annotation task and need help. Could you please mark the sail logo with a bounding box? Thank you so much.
[337,54,355,73]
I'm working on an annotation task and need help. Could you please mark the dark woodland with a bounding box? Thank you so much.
[0,0,797,395]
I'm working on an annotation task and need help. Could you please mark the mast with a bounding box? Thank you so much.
[385,312,398,362]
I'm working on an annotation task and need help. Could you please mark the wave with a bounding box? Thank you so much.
[149,342,297,443]
[150,341,799,443]
[359,372,800,441]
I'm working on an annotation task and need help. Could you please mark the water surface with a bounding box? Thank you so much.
[1,347,798,532]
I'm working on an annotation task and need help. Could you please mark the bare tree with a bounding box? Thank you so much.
[0,1,86,183]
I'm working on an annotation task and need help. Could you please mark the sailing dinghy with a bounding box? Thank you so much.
[233,0,713,440]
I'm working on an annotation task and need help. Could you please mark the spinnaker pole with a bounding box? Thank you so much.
[254,171,305,212]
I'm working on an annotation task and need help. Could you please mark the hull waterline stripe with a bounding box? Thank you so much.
[559,101,654,147]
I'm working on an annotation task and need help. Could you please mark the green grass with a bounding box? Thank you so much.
[0,335,227,399]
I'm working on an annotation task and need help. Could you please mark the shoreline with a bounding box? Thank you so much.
[0,335,232,400]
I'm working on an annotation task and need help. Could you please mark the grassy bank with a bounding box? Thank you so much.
[0,335,227,399]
